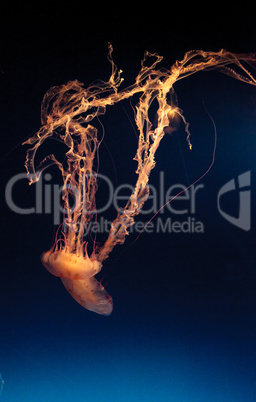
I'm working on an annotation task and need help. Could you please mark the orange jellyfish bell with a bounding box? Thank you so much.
[61,276,113,315]
[164,107,181,134]
[41,250,102,280]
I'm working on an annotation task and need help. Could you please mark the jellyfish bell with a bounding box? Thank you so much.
[153,88,182,135]
[61,276,113,315]
[164,106,181,134]
[164,89,181,134]
[41,250,102,280]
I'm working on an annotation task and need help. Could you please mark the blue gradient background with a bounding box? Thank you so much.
[1,7,256,401]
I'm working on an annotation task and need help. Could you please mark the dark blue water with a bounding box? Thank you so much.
[1,282,256,401]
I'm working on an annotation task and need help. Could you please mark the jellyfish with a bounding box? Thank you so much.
[23,44,256,314]
[0,373,4,396]
[155,88,181,134]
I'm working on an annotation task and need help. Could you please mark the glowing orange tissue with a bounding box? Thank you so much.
[23,44,256,315]
[41,250,102,280]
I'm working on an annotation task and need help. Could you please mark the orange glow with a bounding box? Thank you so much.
[23,44,256,315]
